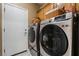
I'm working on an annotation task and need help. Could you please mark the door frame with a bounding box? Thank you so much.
[2,3,28,55]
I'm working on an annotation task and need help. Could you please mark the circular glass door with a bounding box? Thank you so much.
[40,24,68,56]
[28,27,35,43]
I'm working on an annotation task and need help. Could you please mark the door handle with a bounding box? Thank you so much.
[24,29,27,36]
[25,29,27,31]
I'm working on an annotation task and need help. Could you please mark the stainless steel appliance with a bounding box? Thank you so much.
[28,24,38,56]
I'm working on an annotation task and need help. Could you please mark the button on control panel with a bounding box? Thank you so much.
[61,25,69,27]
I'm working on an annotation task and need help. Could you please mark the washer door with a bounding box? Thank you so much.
[28,27,35,43]
[40,24,68,56]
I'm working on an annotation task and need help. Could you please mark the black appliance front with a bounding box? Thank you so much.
[72,13,79,56]
[77,13,79,56]
[40,24,68,56]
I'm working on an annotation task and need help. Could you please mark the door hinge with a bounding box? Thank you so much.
[4,49,5,53]
[4,8,5,12]
[4,28,5,32]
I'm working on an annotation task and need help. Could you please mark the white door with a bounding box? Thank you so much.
[4,4,28,56]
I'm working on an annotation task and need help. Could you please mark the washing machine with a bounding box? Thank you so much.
[28,23,38,56]
[40,12,73,56]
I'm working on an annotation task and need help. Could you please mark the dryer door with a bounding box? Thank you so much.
[40,24,68,56]
[28,27,35,43]
[28,27,36,56]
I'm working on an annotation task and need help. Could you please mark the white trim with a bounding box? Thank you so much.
[2,3,5,56]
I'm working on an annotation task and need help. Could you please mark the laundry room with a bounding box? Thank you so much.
[28,3,79,56]
[0,3,79,56]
